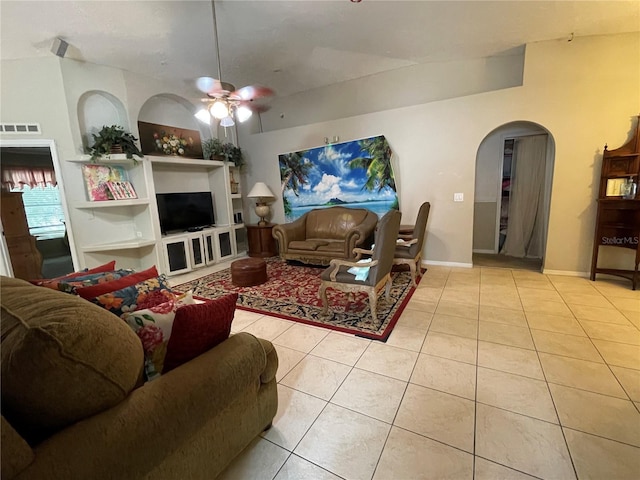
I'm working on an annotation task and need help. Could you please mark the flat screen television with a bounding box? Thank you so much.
[156,192,215,234]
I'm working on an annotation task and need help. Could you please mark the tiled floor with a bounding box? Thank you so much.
[172,264,640,479]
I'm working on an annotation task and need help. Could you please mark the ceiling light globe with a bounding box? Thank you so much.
[220,116,235,127]
[210,100,229,119]
[236,105,253,123]
[194,108,212,124]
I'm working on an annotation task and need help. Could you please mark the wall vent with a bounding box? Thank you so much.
[0,123,41,134]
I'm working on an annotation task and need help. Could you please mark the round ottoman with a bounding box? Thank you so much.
[231,257,268,287]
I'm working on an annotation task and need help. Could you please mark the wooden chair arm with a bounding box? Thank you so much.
[327,258,379,281]
[397,238,418,247]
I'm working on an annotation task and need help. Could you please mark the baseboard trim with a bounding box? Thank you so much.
[423,260,473,269]
[542,269,589,277]
[473,249,497,254]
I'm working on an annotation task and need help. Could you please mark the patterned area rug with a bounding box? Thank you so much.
[173,257,420,341]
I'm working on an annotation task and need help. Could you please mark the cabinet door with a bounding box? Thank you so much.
[189,234,206,269]
[203,231,217,265]
[162,237,191,275]
[215,230,234,260]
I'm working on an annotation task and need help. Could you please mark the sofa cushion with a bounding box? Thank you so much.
[289,239,329,251]
[90,274,173,317]
[76,265,158,299]
[163,293,238,373]
[306,208,369,240]
[0,276,143,444]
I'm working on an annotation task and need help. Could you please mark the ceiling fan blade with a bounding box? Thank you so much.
[240,101,272,114]
[231,85,275,101]
[196,76,222,94]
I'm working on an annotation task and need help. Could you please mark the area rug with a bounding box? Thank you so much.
[173,257,420,341]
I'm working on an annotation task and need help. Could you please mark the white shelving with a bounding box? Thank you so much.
[66,154,246,274]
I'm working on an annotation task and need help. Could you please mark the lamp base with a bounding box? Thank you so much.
[254,203,271,226]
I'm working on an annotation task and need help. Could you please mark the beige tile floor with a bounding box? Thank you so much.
[172,264,640,480]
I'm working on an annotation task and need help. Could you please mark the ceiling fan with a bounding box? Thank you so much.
[194,0,274,127]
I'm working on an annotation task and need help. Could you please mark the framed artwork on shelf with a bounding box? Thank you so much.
[138,121,204,159]
[106,181,137,200]
[82,164,132,201]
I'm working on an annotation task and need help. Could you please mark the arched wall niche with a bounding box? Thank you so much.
[137,93,211,142]
[77,90,128,152]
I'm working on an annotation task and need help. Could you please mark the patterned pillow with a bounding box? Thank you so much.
[163,293,238,374]
[30,261,116,287]
[38,269,133,294]
[122,291,195,381]
[91,275,173,317]
[75,266,158,300]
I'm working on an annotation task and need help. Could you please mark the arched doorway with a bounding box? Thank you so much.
[472,121,555,271]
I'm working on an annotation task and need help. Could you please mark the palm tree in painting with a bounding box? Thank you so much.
[279,151,312,216]
[348,136,396,193]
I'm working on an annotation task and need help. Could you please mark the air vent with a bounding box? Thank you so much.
[0,123,41,134]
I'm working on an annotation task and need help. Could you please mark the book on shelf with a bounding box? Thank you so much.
[82,164,135,201]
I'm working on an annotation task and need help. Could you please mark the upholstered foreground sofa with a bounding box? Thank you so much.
[272,206,378,265]
[0,276,278,480]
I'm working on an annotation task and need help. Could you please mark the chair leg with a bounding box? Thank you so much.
[368,290,378,322]
[408,261,417,287]
[319,283,329,314]
[384,278,392,301]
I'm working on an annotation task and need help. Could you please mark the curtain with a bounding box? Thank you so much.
[500,134,548,258]
[1,166,57,190]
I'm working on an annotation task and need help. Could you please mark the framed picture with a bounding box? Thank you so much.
[137,121,204,159]
[82,164,130,201]
[106,181,137,200]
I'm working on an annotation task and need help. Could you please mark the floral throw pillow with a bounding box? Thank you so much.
[91,275,173,318]
[122,291,195,381]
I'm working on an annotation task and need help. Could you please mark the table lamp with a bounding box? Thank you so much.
[247,182,275,226]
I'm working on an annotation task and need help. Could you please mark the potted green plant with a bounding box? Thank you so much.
[89,125,144,162]
[202,138,245,168]
[202,138,224,161]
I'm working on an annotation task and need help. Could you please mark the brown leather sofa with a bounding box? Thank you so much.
[272,206,378,265]
[1,276,278,480]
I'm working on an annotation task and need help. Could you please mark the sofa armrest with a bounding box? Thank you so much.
[15,333,275,480]
[272,216,307,254]
[343,212,378,257]
[1,416,35,479]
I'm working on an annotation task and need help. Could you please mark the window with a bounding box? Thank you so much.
[10,185,66,239]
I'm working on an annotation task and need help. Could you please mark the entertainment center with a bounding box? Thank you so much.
[67,154,247,276]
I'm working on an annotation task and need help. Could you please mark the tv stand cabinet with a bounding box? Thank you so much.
[66,155,247,275]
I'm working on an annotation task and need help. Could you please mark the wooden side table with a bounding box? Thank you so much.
[247,223,278,257]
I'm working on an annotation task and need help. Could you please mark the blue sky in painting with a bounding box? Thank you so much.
[280,137,398,208]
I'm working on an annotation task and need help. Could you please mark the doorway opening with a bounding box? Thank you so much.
[472,122,555,272]
[1,144,75,279]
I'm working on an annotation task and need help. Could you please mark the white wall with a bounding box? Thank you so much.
[240,32,640,272]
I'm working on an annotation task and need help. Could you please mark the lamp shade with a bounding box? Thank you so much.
[247,182,275,200]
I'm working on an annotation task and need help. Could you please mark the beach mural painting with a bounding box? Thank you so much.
[278,135,399,222]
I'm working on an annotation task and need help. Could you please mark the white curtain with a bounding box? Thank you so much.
[501,134,548,258]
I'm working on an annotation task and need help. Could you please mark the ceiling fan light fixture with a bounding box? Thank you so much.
[220,116,235,127]
[210,100,229,119]
[236,105,253,123]
[194,108,212,124]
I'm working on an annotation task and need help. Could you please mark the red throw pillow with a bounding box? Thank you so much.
[162,293,238,374]
[76,266,158,299]
[30,260,116,286]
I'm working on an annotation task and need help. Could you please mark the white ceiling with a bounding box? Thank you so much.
[1,0,639,99]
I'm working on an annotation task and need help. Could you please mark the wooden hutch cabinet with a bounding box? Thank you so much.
[1,191,43,280]
[590,116,640,289]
